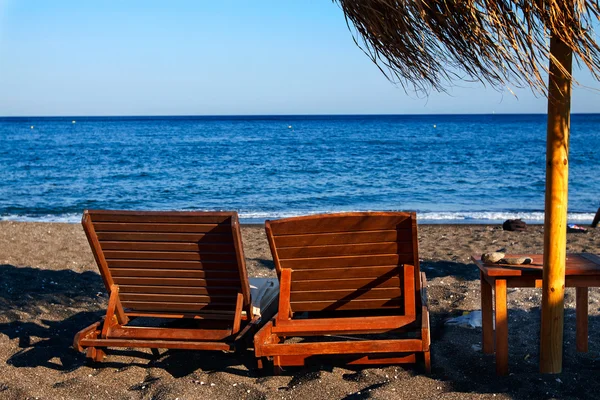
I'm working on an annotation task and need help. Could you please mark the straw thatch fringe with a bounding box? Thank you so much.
[335,0,600,95]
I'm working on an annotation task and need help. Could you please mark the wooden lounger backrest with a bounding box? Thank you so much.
[82,210,250,319]
[266,212,420,315]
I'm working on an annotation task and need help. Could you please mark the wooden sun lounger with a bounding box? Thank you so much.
[254,212,431,373]
[73,210,261,362]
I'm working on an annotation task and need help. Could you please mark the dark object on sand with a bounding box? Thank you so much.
[592,207,600,228]
[73,210,267,362]
[567,224,588,234]
[255,212,431,374]
[502,219,527,232]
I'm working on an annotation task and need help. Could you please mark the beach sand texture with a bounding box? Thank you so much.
[1,221,599,399]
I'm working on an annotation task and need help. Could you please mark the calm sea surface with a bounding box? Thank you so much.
[0,114,598,224]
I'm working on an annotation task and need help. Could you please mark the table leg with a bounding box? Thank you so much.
[481,272,494,354]
[495,279,508,375]
[576,287,589,353]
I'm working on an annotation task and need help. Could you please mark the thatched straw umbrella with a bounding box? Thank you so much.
[335,0,600,374]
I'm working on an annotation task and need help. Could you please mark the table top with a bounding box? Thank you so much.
[471,253,600,277]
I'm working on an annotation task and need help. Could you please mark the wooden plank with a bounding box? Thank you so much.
[99,241,236,252]
[82,213,115,290]
[290,288,401,302]
[274,353,418,367]
[119,293,238,303]
[277,242,413,259]
[107,259,239,270]
[291,298,402,312]
[576,287,588,352]
[113,277,241,287]
[291,277,401,291]
[259,338,422,356]
[125,311,234,320]
[273,315,414,335]
[481,272,494,354]
[119,285,240,295]
[232,293,244,334]
[268,213,412,235]
[277,268,292,323]
[280,254,411,269]
[293,265,400,281]
[110,268,240,279]
[79,338,232,351]
[403,264,416,318]
[93,222,231,233]
[108,326,232,341]
[230,213,251,308]
[495,279,508,375]
[102,285,119,337]
[121,301,236,312]
[273,229,410,247]
[88,211,233,224]
[103,251,237,262]
[96,232,233,243]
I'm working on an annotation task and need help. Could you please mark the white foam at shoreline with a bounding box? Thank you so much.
[0,210,595,224]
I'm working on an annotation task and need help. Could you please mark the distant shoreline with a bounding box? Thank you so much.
[2,112,600,119]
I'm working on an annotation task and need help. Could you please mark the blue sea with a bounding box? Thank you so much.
[0,114,598,224]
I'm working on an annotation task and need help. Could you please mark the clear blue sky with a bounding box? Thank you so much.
[0,0,598,116]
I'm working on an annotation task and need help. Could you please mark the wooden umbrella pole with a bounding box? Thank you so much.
[540,34,573,374]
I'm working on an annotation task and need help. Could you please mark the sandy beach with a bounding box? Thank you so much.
[1,221,599,399]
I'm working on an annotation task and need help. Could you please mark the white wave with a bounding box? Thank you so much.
[417,211,595,222]
[0,210,595,224]
[0,213,81,223]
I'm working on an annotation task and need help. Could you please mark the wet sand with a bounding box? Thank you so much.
[0,221,599,399]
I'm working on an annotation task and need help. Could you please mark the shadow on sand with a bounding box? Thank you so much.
[2,263,600,398]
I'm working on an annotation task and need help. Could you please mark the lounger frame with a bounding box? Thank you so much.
[73,210,264,362]
[255,212,431,373]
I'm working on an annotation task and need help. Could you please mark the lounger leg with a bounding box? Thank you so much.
[273,356,283,375]
[481,272,494,354]
[423,351,432,374]
[151,348,161,357]
[576,287,589,352]
[86,347,105,363]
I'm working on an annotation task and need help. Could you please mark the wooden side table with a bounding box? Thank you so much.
[472,253,600,375]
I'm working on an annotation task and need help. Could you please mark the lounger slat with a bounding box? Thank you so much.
[106,259,239,270]
[290,298,403,312]
[99,241,236,253]
[93,222,231,233]
[103,251,237,262]
[277,242,413,259]
[273,230,409,247]
[292,265,401,281]
[96,232,233,243]
[119,293,238,304]
[280,254,412,269]
[118,285,240,295]
[269,214,411,235]
[291,277,401,291]
[109,268,240,279]
[112,277,241,287]
[88,211,234,224]
[290,288,401,302]
[121,301,236,313]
